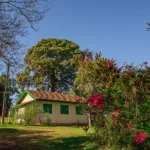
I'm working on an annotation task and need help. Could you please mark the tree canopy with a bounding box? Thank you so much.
[16,38,81,92]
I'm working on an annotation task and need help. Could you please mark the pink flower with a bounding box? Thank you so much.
[115,109,122,113]
[88,94,97,106]
[134,137,144,143]
[97,93,104,100]
[128,71,133,77]
[112,114,117,119]
[143,143,148,148]
[107,60,113,68]
[90,112,93,116]
[108,63,112,68]
[138,133,148,139]
[144,62,148,65]
[76,98,80,103]
[118,67,122,73]
[97,103,105,109]
[127,123,133,127]
[135,130,148,144]
[112,120,117,127]
[129,65,132,68]
[136,130,140,135]
[88,93,105,109]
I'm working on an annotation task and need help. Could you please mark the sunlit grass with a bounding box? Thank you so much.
[0,123,97,150]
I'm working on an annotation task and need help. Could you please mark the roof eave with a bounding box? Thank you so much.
[16,90,36,105]
[36,99,77,104]
[11,100,34,110]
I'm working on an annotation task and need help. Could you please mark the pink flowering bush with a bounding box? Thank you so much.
[134,132,148,143]
[73,52,150,149]
[88,93,105,109]
[128,123,133,127]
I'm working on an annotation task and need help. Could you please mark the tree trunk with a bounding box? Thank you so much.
[51,84,56,92]
[51,72,56,92]
[1,81,6,124]
[1,63,9,124]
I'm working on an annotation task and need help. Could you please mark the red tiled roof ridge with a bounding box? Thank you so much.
[26,89,78,103]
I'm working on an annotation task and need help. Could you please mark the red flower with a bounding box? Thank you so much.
[127,123,133,127]
[112,120,117,127]
[143,143,148,148]
[107,61,113,68]
[134,137,144,143]
[135,130,148,144]
[115,109,122,113]
[138,133,148,139]
[118,67,122,73]
[144,62,148,65]
[88,94,97,106]
[136,131,148,138]
[90,112,93,116]
[76,98,80,103]
[97,103,105,109]
[108,63,111,67]
[136,130,140,135]
[128,71,133,77]
[112,114,117,119]
[129,65,132,68]
[88,93,105,109]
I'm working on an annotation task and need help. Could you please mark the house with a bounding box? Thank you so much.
[13,90,89,125]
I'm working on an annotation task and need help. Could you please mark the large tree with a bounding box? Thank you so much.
[16,38,81,92]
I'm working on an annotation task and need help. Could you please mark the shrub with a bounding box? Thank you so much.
[43,113,52,126]
[74,52,150,149]
[16,102,41,125]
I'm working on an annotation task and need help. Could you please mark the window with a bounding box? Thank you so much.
[43,104,52,114]
[60,105,69,114]
[76,106,83,115]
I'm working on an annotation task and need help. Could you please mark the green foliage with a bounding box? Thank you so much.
[74,52,150,149]
[43,113,52,126]
[73,51,118,99]
[16,103,41,125]
[16,38,81,92]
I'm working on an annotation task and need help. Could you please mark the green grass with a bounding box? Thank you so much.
[0,123,99,150]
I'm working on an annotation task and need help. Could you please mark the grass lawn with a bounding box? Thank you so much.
[0,123,99,150]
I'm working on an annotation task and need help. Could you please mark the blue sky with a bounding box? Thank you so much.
[25,0,150,65]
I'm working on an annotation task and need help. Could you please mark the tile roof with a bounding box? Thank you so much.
[26,90,78,103]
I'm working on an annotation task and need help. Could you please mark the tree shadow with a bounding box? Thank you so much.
[0,127,99,150]
[44,136,99,150]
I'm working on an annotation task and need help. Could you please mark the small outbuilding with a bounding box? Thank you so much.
[13,90,89,125]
